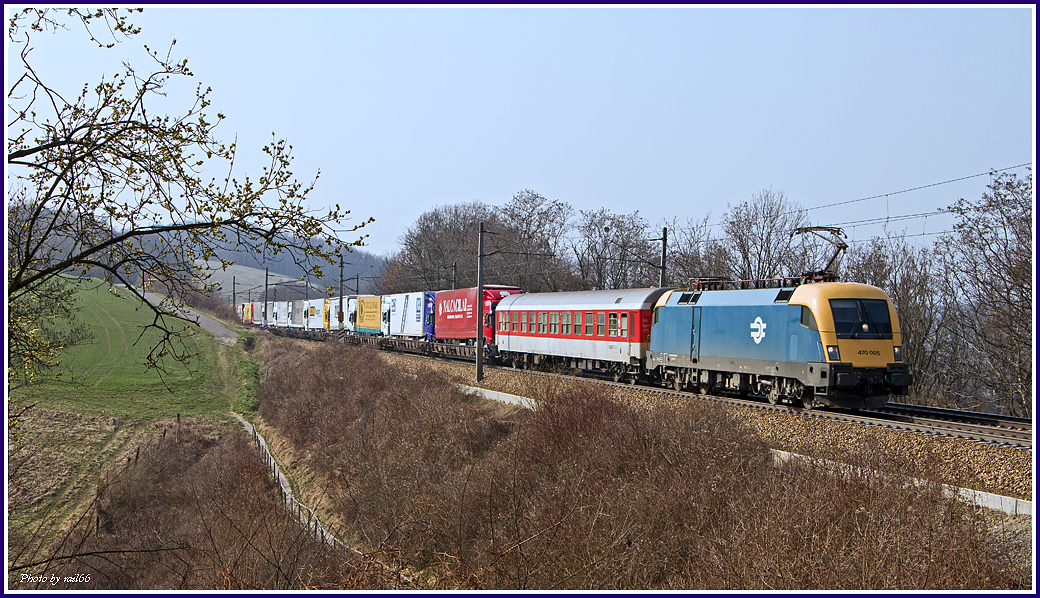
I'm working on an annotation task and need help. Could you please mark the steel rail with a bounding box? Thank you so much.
[278,326,1035,449]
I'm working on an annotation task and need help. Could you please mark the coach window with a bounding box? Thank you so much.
[511,311,519,332]
[620,312,628,338]
[597,312,606,336]
[585,312,594,336]
[521,311,527,333]
[562,312,571,335]
[608,313,618,336]
[575,312,582,336]
[538,312,547,334]
[549,312,559,334]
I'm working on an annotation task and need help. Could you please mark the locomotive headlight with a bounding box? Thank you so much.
[893,346,903,362]
[826,345,841,362]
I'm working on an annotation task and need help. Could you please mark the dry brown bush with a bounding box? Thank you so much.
[257,342,1025,590]
[11,421,394,590]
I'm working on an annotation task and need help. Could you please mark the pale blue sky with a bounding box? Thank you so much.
[7,5,1035,257]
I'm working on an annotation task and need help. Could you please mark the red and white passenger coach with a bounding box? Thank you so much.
[494,288,672,381]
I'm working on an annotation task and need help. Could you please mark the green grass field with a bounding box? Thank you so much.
[9,280,248,421]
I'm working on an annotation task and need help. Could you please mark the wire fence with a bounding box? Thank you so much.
[234,413,358,555]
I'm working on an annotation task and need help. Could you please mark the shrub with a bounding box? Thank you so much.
[18,421,392,590]
[255,343,1024,590]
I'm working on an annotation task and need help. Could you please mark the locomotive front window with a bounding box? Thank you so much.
[829,299,893,339]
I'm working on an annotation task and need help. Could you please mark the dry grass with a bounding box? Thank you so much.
[9,420,397,590]
[15,334,1022,590]
[6,406,143,574]
[256,341,1027,590]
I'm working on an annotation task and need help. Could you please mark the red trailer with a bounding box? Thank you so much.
[434,285,522,344]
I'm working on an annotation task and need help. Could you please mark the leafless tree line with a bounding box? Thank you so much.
[378,188,852,294]
[378,170,1032,415]
[845,170,1033,416]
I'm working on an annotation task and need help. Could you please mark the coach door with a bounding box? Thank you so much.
[690,307,701,363]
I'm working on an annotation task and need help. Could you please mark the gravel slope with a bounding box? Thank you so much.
[377,352,1034,581]
[379,353,1033,501]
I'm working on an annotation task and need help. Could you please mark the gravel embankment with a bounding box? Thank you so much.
[379,353,1034,578]
[380,353,1033,502]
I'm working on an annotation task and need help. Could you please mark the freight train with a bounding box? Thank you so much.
[239,279,912,410]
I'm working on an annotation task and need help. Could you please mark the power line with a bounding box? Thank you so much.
[823,209,953,230]
[848,229,954,244]
[788,162,1031,216]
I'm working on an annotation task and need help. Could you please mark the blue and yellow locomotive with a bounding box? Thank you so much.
[647,281,913,409]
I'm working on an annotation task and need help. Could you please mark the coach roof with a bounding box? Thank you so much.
[497,288,673,312]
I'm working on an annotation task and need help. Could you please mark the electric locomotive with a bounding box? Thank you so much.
[646,281,913,409]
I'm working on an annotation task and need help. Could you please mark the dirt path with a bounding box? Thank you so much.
[142,292,238,344]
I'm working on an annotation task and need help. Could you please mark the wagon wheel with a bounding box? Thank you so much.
[628,375,638,386]
[673,376,683,392]
[801,395,815,410]
[768,385,781,405]
[613,370,622,383]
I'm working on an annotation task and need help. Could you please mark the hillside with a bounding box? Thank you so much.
[198,241,385,301]
[196,255,384,304]
[7,278,256,579]
[9,279,242,418]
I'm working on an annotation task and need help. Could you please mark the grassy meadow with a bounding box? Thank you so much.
[7,280,259,580]
[9,281,244,420]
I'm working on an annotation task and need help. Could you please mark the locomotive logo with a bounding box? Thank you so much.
[750,317,767,344]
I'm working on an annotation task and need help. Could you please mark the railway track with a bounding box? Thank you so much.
[505,366,1034,449]
[864,403,1033,449]
[284,327,1035,449]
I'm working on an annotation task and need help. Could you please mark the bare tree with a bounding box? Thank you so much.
[722,189,809,286]
[496,190,576,292]
[378,192,584,294]
[663,215,729,287]
[7,8,369,380]
[934,169,1033,416]
[844,234,966,407]
[570,209,654,290]
[378,202,502,293]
